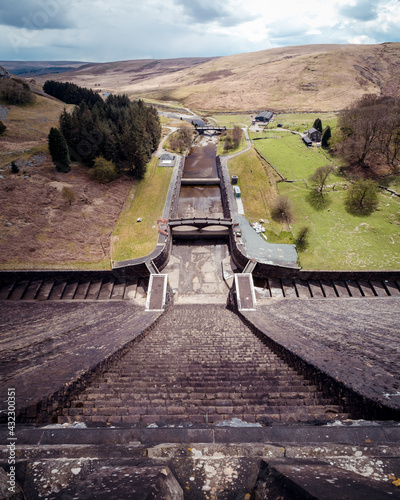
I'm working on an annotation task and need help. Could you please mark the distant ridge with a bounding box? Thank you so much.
[0,61,89,78]
[29,43,400,111]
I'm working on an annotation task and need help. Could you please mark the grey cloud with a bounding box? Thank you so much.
[339,0,379,21]
[0,0,73,30]
[174,0,255,27]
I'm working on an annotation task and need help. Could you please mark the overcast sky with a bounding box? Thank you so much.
[0,0,399,62]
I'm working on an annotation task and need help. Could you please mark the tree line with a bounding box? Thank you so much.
[43,80,102,108]
[334,95,400,173]
[0,78,36,105]
[49,92,161,179]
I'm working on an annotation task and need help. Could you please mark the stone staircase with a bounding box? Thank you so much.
[258,277,400,299]
[0,277,146,301]
[56,305,349,426]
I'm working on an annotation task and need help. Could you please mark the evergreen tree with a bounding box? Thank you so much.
[313,118,323,133]
[0,120,6,135]
[321,126,332,149]
[58,94,161,177]
[48,127,71,173]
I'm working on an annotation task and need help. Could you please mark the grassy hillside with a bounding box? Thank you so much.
[38,43,400,112]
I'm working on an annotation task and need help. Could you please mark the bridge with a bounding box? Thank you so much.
[168,217,233,239]
[196,126,229,134]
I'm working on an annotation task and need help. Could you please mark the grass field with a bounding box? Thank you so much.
[111,157,173,262]
[217,132,247,156]
[272,112,338,132]
[211,114,253,127]
[251,130,343,181]
[244,126,400,269]
[227,147,293,243]
[279,181,400,270]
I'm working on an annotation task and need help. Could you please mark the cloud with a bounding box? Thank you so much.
[174,0,255,27]
[0,0,399,62]
[0,0,74,30]
[339,0,379,21]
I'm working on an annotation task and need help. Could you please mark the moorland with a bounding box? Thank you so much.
[1,42,400,270]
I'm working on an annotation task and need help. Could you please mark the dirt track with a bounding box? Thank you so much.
[0,155,132,269]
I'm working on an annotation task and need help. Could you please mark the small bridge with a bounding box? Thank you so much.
[196,126,229,134]
[169,217,233,239]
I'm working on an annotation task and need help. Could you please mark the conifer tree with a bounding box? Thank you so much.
[48,127,71,173]
[321,126,332,149]
[313,118,323,133]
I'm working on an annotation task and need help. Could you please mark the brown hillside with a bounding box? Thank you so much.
[36,43,400,112]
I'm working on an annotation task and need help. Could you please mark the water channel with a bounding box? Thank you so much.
[176,137,224,219]
[165,134,232,302]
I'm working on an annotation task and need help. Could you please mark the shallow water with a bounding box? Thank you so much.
[177,139,223,218]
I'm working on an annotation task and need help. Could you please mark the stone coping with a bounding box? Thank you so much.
[1,423,400,446]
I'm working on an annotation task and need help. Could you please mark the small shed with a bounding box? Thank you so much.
[302,136,312,147]
[307,127,322,143]
[255,111,273,123]
[159,153,176,167]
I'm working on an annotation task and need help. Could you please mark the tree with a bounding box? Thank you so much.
[232,126,243,148]
[313,118,322,133]
[321,126,331,149]
[270,196,294,224]
[91,156,118,183]
[10,161,19,174]
[0,120,6,135]
[335,95,399,171]
[61,186,76,205]
[295,226,310,251]
[309,165,334,194]
[344,179,379,215]
[48,127,71,173]
[0,79,35,105]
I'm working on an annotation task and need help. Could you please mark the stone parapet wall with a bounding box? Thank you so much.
[216,156,231,219]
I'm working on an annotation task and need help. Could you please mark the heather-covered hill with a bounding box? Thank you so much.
[36,43,400,112]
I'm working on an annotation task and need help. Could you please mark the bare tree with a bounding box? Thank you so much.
[309,165,334,194]
[270,196,294,224]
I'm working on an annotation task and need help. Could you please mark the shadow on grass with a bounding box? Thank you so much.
[306,190,331,211]
[344,201,376,217]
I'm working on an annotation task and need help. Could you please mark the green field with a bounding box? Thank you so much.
[217,132,247,156]
[211,114,253,127]
[111,157,173,262]
[272,112,338,132]
[251,130,343,181]
[245,124,400,270]
[279,181,400,270]
[227,147,293,244]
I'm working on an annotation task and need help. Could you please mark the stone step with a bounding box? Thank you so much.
[9,280,29,300]
[0,281,15,299]
[36,280,55,300]
[385,280,400,296]
[22,280,43,300]
[74,281,91,300]
[49,280,67,300]
[54,305,348,425]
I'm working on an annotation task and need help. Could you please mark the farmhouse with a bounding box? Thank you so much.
[307,127,322,143]
[255,111,273,123]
